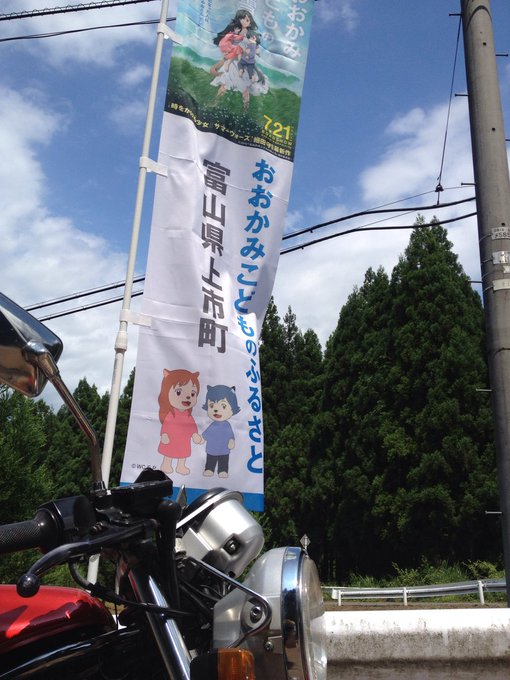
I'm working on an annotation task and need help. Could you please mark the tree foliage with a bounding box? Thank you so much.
[0,222,500,584]
[260,222,498,580]
[0,387,54,581]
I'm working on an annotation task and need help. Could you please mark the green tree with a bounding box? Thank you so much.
[309,266,392,578]
[109,369,135,487]
[374,222,497,568]
[0,388,54,582]
[313,223,497,578]
[260,301,324,548]
[259,298,289,443]
[47,379,108,497]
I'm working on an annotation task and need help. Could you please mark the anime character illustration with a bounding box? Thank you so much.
[213,26,244,75]
[210,9,256,76]
[209,9,268,109]
[238,30,260,82]
[197,384,240,479]
[157,368,201,476]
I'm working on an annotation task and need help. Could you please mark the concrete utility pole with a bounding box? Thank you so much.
[461,0,510,605]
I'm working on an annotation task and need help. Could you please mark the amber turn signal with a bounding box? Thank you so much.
[190,648,255,680]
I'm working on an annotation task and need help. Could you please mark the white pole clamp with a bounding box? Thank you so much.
[158,23,183,44]
[140,156,168,177]
[119,309,152,327]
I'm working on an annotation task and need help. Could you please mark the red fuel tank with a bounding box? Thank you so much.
[0,584,115,655]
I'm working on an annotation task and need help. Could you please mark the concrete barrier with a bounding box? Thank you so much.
[325,609,510,679]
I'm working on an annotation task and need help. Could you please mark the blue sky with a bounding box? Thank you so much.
[2,0,510,402]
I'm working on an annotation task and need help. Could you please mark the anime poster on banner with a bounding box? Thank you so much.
[121,0,315,511]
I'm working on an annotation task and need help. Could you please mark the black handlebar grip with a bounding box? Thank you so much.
[0,509,60,555]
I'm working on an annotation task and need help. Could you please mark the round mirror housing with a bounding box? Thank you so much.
[0,292,63,397]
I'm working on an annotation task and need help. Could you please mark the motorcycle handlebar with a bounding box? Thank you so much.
[17,519,155,597]
[0,509,61,555]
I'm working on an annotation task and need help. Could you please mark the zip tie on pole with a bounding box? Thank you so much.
[119,309,152,327]
[157,22,183,44]
[139,156,168,177]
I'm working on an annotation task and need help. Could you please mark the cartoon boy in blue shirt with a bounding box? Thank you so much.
[198,385,240,479]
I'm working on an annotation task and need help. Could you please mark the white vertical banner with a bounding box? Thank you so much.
[121,0,315,510]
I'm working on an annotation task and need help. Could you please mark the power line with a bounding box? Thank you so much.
[29,208,478,320]
[38,289,143,322]
[0,17,174,43]
[435,15,463,201]
[0,0,158,22]
[282,195,475,242]
[26,275,145,312]
[8,6,476,320]
[281,211,477,255]
[7,8,477,318]
[29,193,471,312]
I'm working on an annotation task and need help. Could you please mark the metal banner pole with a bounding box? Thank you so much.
[87,0,179,583]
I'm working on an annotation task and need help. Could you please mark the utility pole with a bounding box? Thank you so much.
[461,0,510,606]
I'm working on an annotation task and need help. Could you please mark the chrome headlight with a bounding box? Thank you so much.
[213,546,327,680]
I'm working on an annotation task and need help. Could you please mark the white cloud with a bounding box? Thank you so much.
[273,218,410,347]
[110,99,149,133]
[360,101,473,204]
[0,1,175,406]
[314,0,360,33]
[2,1,177,68]
[359,98,481,280]
[0,84,137,403]
[119,64,152,88]
[0,5,484,397]
[284,208,305,234]
[273,99,481,348]
[0,87,62,231]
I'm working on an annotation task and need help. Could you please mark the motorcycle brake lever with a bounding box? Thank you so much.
[17,519,156,597]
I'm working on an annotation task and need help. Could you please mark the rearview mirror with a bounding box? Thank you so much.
[0,292,63,397]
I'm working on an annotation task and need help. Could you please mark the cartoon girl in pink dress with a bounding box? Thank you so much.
[157,368,201,476]
[217,28,244,73]
[210,9,256,76]
[210,9,268,109]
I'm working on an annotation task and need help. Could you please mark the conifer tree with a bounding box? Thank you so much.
[260,300,324,547]
[375,222,497,567]
[109,369,135,487]
[310,266,391,577]
[47,379,108,496]
[259,298,289,443]
[316,222,497,577]
[0,388,53,582]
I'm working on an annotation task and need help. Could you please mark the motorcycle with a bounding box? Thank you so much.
[0,292,327,680]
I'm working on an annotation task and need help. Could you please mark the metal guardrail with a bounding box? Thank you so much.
[324,578,506,606]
